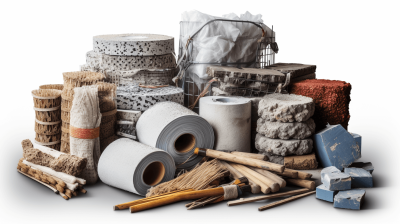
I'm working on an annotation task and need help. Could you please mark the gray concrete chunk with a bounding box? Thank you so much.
[255,133,313,156]
[258,93,315,122]
[257,118,316,140]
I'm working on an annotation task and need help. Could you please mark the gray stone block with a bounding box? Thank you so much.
[255,133,313,156]
[257,118,316,140]
[258,93,315,122]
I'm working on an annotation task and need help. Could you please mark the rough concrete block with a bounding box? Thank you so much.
[316,184,338,202]
[262,151,284,165]
[344,168,373,188]
[321,166,351,190]
[257,118,316,140]
[255,133,313,156]
[258,93,315,123]
[313,124,361,170]
[289,79,351,131]
[349,162,374,174]
[284,153,318,170]
[334,189,366,210]
[351,133,362,151]
[266,63,317,79]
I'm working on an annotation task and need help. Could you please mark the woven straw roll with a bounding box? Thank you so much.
[39,84,64,91]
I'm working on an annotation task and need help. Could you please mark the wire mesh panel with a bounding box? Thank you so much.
[178,20,278,112]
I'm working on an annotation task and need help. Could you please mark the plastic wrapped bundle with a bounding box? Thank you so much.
[69,86,102,184]
[32,89,62,150]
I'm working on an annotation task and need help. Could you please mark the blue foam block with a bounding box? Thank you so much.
[321,166,351,191]
[344,167,373,188]
[334,189,366,210]
[316,184,338,202]
[351,133,362,151]
[313,124,361,170]
[349,162,374,174]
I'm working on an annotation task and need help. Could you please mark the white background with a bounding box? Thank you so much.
[1,0,399,223]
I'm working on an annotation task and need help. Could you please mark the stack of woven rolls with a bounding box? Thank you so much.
[116,110,141,140]
[18,139,88,200]
[255,93,319,170]
[32,89,62,151]
[60,71,104,153]
[80,34,184,112]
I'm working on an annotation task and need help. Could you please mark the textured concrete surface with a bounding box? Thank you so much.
[255,133,313,156]
[257,118,316,140]
[258,93,315,122]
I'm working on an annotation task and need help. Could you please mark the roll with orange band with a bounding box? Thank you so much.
[70,126,100,139]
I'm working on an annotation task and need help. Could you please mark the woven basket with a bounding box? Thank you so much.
[35,121,61,135]
[100,135,119,153]
[35,110,61,123]
[62,121,70,131]
[63,71,105,90]
[60,140,70,153]
[101,110,117,124]
[61,110,70,122]
[35,133,61,150]
[32,89,62,109]
[97,82,117,113]
[61,131,69,142]
[39,84,64,91]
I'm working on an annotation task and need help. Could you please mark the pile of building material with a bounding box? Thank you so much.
[18,139,88,200]
[255,93,318,169]
[289,79,352,131]
[316,165,373,210]
[32,89,62,151]
[116,109,141,140]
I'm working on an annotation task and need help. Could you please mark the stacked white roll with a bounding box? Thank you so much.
[200,96,251,152]
[98,138,175,196]
[136,102,214,171]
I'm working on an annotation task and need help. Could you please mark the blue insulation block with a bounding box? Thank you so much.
[351,133,362,151]
[316,184,338,202]
[313,124,361,170]
[344,167,373,188]
[334,189,366,210]
[321,166,351,191]
[349,162,374,174]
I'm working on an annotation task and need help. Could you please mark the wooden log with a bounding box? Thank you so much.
[230,163,270,194]
[218,161,261,194]
[195,148,285,173]
[286,179,316,190]
[258,191,316,211]
[250,167,286,188]
[230,151,267,161]
[130,187,226,213]
[231,164,280,193]
[228,188,310,206]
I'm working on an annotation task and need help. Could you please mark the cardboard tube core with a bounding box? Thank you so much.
[174,134,196,153]
[143,162,165,186]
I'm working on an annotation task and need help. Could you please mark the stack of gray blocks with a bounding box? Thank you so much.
[316,164,374,210]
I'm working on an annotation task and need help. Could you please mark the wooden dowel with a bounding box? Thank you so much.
[272,169,298,179]
[195,148,285,173]
[250,167,286,188]
[219,161,261,194]
[286,169,312,179]
[115,189,194,210]
[130,188,225,213]
[286,179,316,190]
[230,151,267,161]
[258,191,316,211]
[230,163,271,194]
[227,188,310,206]
[232,164,280,193]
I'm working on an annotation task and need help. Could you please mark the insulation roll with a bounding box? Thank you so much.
[116,86,184,111]
[98,138,175,196]
[93,34,174,56]
[136,102,214,170]
[105,69,175,86]
[200,96,251,152]
[86,51,176,71]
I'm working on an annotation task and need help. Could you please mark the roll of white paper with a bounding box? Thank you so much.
[136,102,214,170]
[200,96,251,152]
[98,138,175,196]
[93,34,174,56]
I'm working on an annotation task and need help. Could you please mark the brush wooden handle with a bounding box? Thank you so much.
[258,191,316,211]
[286,169,312,179]
[218,161,261,194]
[230,163,270,194]
[273,169,298,179]
[130,188,225,213]
[230,151,267,161]
[195,148,285,173]
[228,188,310,206]
[286,179,316,190]
[231,164,280,193]
[250,167,286,188]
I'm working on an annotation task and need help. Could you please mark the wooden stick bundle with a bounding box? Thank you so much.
[258,191,316,211]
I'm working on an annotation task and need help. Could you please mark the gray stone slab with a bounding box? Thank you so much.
[255,133,313,156]
[257,118,316,140]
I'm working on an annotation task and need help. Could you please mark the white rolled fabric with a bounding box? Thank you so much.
[98,138,175,196]
[200,96,251,152]
[93,34,174,56]
[136,102,214,170]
